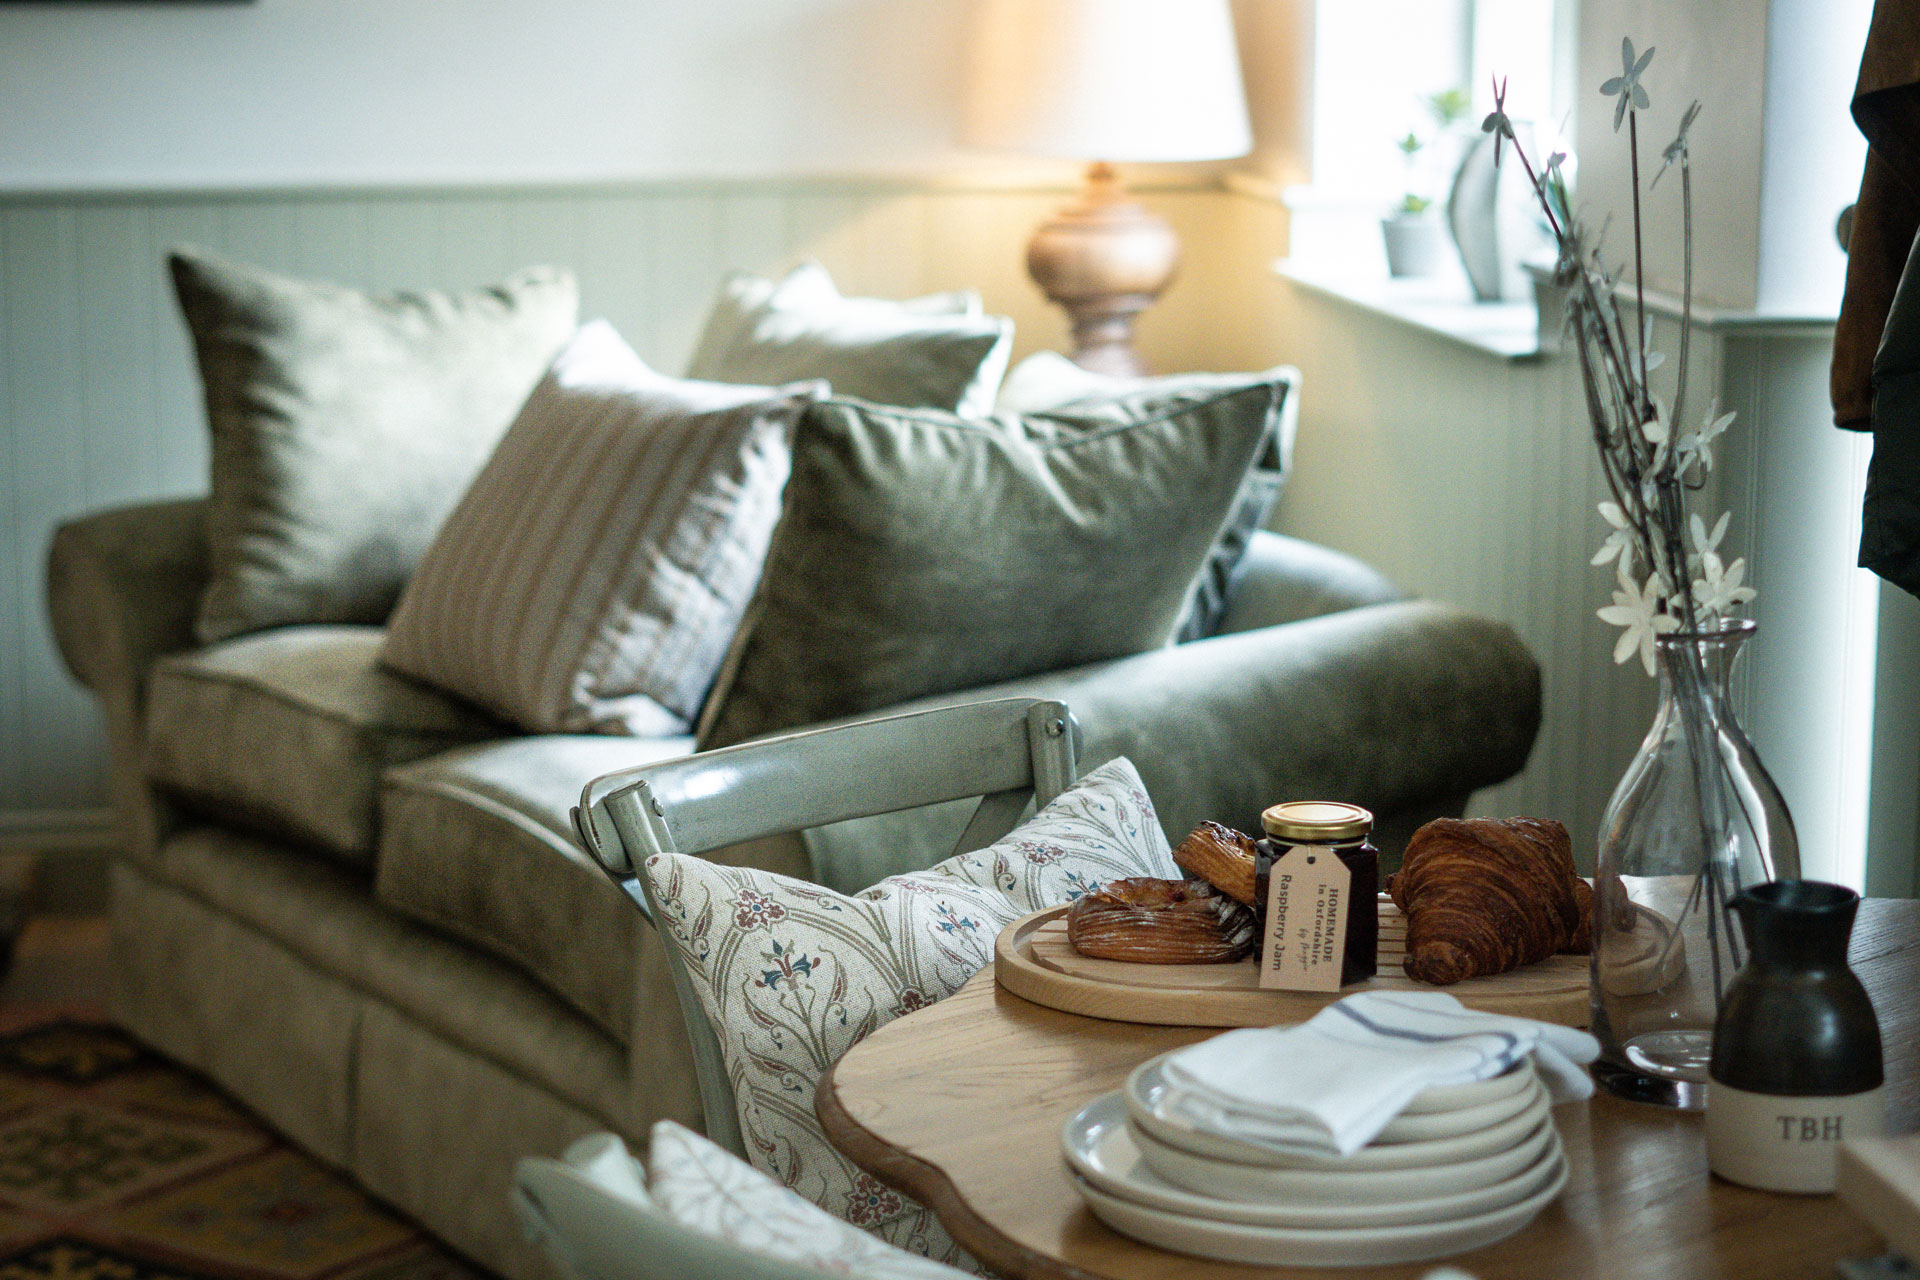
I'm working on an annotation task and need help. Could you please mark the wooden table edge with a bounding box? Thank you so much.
[817,998,1114,1280]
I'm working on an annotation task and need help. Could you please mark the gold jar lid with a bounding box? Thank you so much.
[1261,801,1374,842]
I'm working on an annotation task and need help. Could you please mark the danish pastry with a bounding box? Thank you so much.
[1066,877,1257,964]
[1172,821,1260,907]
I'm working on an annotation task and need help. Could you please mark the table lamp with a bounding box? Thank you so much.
[962,0,1252,375]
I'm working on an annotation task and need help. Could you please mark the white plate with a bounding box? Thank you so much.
[1132,1107,1559,1205]
[1062,1092,1566,1229]
[1130,1083,1550,1173]
[1401,1061,1537,1114]
[1073,1153,1569,1267]
[1125,1056,1541,1165]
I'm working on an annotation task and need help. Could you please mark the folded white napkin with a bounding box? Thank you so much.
[1155,991,1601,1157]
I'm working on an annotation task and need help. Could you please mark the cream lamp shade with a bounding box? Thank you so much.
[961,0,1252,374]
[962,0,1252,163]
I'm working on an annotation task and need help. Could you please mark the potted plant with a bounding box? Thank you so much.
[1381,90,1471,278]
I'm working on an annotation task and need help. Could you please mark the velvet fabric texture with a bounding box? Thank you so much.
[994,352,1299,641]
[169,247,579,642]
[698,380,1289,749]
[145,627,505,865]
[683,263,1011,416]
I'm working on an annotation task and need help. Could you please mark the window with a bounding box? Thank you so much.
[1288,0,1571,269]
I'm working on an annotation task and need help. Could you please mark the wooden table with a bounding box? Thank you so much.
[819,899,1920,1280]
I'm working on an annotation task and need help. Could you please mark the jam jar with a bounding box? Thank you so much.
[1255,801,1379,986]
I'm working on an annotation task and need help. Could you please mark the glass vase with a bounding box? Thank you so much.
[1589,618,1799,1110]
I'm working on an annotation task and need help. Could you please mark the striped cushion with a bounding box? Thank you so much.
[381,320,823,736]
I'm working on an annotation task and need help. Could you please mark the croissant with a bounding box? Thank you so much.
[1067,878,1257,964]
[1564,877,1595,954]
[1388,817,1584,985]
[1172,821,1259,907]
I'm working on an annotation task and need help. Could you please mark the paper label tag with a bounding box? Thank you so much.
[1259,844,1352,992]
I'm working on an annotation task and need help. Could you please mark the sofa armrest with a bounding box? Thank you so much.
[48,498,209,712]
[799,600,1539,881]
[1031,599,1538,853]
[47,498,210,856]
[1214,531,1405,635]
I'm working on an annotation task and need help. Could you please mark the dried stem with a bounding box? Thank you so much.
[1628,110,1650,415]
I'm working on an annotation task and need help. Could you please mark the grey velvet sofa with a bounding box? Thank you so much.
[46,495,1540,1280]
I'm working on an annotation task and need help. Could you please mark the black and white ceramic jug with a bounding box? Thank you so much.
[1706,880,1884,1193]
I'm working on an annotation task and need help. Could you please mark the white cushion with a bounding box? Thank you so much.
[642,757,1176,1266]
[684,263,1012,416]
[647,1123,969,1279]
[381,320,822,735]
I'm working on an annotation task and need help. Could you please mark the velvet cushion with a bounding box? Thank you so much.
[144,626,505,865]
[380,321,822,735]
[643,757,1174,1264]
[995,352,1300,641]
[698,379,1289,749]
[683,263,1012,415]
[169,246,579,642]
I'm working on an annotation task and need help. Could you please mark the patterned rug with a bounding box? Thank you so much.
[0,1019,486,1280]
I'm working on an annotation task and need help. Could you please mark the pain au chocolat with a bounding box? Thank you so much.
[1387,816,1594,985]
[1066,878,1257,964]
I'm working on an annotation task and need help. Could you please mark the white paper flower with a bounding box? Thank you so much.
[1591,501,1637,569]
[1678,401,1734,474]
[1640,396,1670,447]
[1690,510,1730,559]
[1598,568,1680,676]
[1693,553,1755,616]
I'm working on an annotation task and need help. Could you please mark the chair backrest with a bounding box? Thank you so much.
[513,1151,833,1280]
[570,697,1078,1156]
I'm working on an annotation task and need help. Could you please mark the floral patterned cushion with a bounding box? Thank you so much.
[642,757,1175,1266]
[647,1121,970,1279]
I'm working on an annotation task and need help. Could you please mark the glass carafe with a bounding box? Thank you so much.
[1589,619,1799,1109]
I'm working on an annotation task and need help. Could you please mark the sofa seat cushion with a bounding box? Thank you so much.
[146,627,507,865]
[377,736,691,1044]
[377,736,817,1048]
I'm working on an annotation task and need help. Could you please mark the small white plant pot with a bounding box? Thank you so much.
[1381,216,1449,278]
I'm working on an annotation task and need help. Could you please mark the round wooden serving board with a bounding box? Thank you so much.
[993,896,1590,1028]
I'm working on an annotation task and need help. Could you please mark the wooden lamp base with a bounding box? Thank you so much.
[1025,162,1179,376]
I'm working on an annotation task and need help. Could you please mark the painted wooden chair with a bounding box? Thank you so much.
[512,1136,841,1280]
[570,696,1079,1158]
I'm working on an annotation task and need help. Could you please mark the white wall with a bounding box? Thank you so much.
[1574,0,1870,314]
[0,0,983,190]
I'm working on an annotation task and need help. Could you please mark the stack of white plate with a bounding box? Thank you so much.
[1061,1053,1568,1267]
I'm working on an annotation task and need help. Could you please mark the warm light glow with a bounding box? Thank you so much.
[961,0,1253,163]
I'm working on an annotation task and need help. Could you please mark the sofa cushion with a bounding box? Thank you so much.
[698,381,1290,749]
[146,627,506,865]
[376,736,812,1045]
[380,321,822,736]
[643,1123,972,1280]
[993,353,1301,643]
[642,757,1176,1263]
[684,263,1012,416]
[169,246,580,643]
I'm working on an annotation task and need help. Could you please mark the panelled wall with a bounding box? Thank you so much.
[0,177,1235,827]
[2,176,1896,890]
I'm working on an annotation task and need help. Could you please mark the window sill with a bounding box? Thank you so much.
[1274,260,1544,364]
